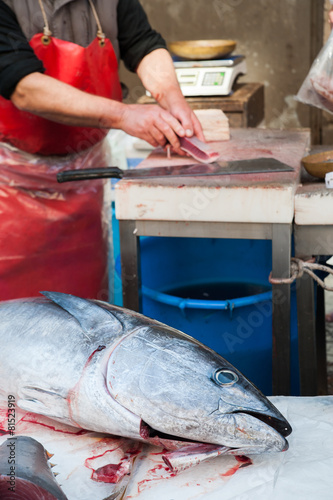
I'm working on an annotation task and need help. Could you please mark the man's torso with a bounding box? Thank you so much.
[2,0,120,56]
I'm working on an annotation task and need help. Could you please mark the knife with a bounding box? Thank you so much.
[57,157,294,183]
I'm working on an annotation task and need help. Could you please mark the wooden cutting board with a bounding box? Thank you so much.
[194,109,230,142]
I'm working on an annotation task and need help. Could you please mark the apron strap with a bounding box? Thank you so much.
[37,0,106,46]
[88,0,106,45]
[38,0,52,44]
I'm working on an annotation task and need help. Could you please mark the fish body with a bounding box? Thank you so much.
[0,292,291,467]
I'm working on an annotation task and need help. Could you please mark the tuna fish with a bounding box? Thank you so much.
[0,292,291,473]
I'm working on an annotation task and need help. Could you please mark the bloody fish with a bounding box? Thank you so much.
[0,292,291,473]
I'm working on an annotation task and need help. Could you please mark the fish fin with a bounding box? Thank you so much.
[41,291,122,336]
[18,386,69,419]
[18,399,60,418]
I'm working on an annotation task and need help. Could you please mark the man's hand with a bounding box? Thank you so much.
[136,48,205,148]
[117,103,189,154]
[165,95,205,142]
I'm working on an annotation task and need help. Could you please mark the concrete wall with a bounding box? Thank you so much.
[119,0,329,133]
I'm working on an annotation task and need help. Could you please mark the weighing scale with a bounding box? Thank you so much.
[173,55,247,97]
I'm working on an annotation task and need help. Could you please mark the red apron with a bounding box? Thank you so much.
[0,33,122,155]
[0,19,122,300]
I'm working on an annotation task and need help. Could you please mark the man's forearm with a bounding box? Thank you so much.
[136,48,205,141]
[10,72,126,129]
[9,63,203,151]
[136,48,184,109]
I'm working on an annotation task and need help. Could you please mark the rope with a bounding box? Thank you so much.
[269,257,333,291]
[38,0,105,42]
[37,0,52,37]
[88,0,106,41]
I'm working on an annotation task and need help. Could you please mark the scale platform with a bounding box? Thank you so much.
[173,55,247,97]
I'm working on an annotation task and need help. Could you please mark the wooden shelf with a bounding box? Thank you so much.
[137,82,265,128]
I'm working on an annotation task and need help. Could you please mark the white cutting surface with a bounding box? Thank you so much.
[1,396,333,499]
[115,129,310,224]
[295,182,333,225]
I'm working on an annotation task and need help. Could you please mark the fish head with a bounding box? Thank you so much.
[107,323,291,456]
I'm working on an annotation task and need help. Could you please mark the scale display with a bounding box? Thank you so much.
[202,72,225,86]
[173,56,246,97]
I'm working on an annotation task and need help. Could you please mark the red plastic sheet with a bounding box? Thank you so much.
[0,140,111,301]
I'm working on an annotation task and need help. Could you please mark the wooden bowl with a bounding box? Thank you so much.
[302,150,333,179]
[168,39,237,60]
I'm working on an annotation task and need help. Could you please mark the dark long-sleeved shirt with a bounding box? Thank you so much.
[0,0,166,99]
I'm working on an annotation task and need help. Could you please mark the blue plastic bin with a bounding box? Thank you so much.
[115,236,300,395]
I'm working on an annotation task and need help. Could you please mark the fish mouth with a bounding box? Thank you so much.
[232,410,292,438]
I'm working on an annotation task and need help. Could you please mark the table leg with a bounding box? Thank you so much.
[119,220,141,312]
[316,285,328,395]
[296,273,318,395]
[272,224,291,395]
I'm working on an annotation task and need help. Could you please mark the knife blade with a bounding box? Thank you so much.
[57,157,294,183]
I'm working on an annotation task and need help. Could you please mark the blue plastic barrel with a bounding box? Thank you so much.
[114,236,300,395]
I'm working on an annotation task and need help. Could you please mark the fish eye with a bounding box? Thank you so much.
[212,369,239,386]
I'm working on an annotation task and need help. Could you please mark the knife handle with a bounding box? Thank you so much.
[57,167,124,183]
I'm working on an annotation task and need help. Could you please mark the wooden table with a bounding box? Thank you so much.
[137,83,264,128]
[115,128,311,395]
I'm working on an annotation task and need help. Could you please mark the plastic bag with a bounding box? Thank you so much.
[0,140,111,302]
[295,28,333,113]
